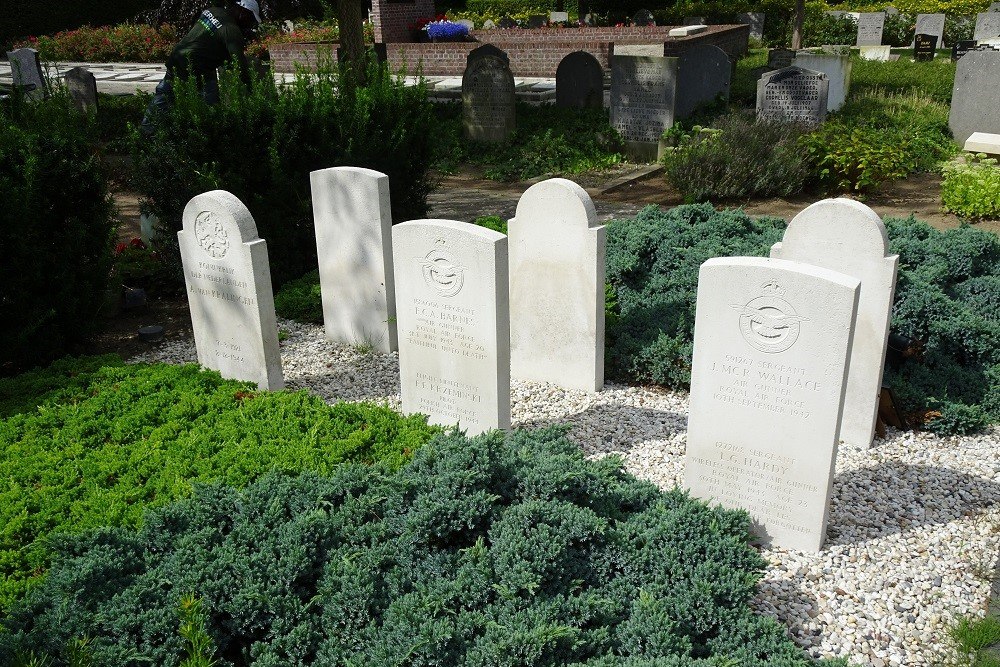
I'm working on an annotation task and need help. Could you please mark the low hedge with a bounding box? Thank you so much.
[1,428,840,667]
[0,356,439,615]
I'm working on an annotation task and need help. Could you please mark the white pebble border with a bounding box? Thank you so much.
[132,319,1000,667]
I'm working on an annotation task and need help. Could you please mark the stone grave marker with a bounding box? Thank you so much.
[455,18,475,30]
[756,66,829,125]
[768,47,795,68]
[771,199,898,449]
[509,179,605,391]
[310,166,397,354]
[527,14,547,27]
[685,256,860,553]
[974,12,1000,40]
[683,16,707,26]
[610,55,678,160]
[613,44,664,57]
[556,51,604,108]
[885,5,899,14]
[482,19,496,29]
[949,49,1000,147]
[952,39,977,60]
[65,66,98,113]
[859,45,892,60]
[992,1,1000,10]
[856,12,886,46]
[632,9,655,26]
[550,11,569,22]
[914,33,938,60]
[462,46,515,142]
[668,25,706,36]
[6,48,45,99]
[393,219,510,436]
[914,13,946,47]
[793,51,851,111]
[498,16,517,28]
[676,44,731,119]
[179,190,284,390]
[738,12,765,40]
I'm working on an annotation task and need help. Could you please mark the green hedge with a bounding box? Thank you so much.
[0,356,439,615]
[1,428,840,667]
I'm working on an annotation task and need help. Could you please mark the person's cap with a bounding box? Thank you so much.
[236,0,262,24]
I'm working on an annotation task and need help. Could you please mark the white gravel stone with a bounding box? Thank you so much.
[131,320,1000,667]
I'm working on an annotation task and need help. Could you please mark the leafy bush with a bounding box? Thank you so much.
[803,11,858,47]
[465,0,575,20]
[1,427,836,667]
[0,93,117,374]
[13,23,178,62]
[473,215,509,234]
[662,112,811,202]
[273,269,324,323]
[248,19,341,58]
[0,356,439,614]
[881,11,916,46]
[133,59,435,287]
[95,92,150,151]
[941,155,1000,221]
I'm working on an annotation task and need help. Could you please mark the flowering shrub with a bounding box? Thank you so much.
[248,20,341,58]
[13,24,178,63]
[425,20,471,40]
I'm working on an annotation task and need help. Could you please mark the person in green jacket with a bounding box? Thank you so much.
[141,0,261,132]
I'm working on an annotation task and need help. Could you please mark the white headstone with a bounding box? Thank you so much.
[393,219,510,436]
[179,190,284,390]
[509,178,605,391]
[685,257,860,553]
[859,45,892,60]
[6,48,45,99]
[771,199,898,449]
[792,52,851,111]
[310,166,397,353]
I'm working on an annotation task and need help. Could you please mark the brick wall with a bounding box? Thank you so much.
[371,0,436,43]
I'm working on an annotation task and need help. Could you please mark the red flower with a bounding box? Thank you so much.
[115,242,128,254]
[130,238,146,249]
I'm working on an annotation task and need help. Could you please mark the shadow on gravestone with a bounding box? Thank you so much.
[65,67,98,113]
[179,190,284,390]
[462,48,515,143]
[737,12,765,40]
[556,51,605,108]
[949,49,1000,147]
[768,48,795,69]
[610,54,678,161]
[676,44,731,119]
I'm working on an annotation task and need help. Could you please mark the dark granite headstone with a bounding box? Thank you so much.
[952,39,977,61]
[632,9,655,26]
[556,51,604,109]
[676,43,731,118]
[756,66,829,126]
[856,12,885,46]
[610,54,677,160]
[467,43,510,66]
[737,12,765,40]
[768,48,795,69]
[913,33,938,60]
[65,66,98,113]
[683,16,707,26]
[498,16,517,28]
[527,14,547,28]
[6,48,45,99]
[974,12,1000,40]
[462,50,515,142]
[948,49,1000,147]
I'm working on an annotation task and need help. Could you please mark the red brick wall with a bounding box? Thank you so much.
[371,0,436,43]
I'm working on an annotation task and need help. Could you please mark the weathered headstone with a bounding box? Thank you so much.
[610,55,678,160]
[974,12,1000,40]
[685,256,860,553]
[914,33,938,60]
[482,19,496,29]
[676,44,731,118]
[952,39,977,60]
[179,190,284,390]
[792,52,851,111]
[768,48,795,69]
[684,16,707,25]
[393,219,510,436]
[549,11,569,23]
[64,66,98,113]
[462,47,515,143]
[949,49,1000,147]
[859,45,892,60]
[771,199,898,449]
[498,16,517,28]
[633,9,655,26]
[556,51,604,108]
[756,66,829,125]
[310,166,397,354]
[527,14,547,28]
[914,13,945,48]
[455,18,475,31]
[856,12,886,46]
[509,179,605,391]
[6,48,45,99]
[738,12,765,40]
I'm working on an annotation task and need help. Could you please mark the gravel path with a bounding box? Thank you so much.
[132,319,1000,667]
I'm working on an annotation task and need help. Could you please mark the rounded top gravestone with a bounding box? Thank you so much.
[556,51,605,109]
[462,48,516,143]
[632,9,655,26]
[466,43,510,67]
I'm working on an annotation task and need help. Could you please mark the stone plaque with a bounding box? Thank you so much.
[509,179,605,391]
[914,33,938,60]
[610,55,678,160]
[685,257,860,553]
[757,67,828,125]
[974,12,1000,40]
[949,49,1000,147]
[856,12,886,46]
[6,48,45,99]
[738,12,765,40]
[179,190,284,390]
[462,49,515,143]
[393,219,510,436]
[65,66,98,113]
[556,51,604,108]
[771,199,898,449]
[768,48,795,69]
[676,44,731,118]
[792,52,851,111]
[633,9,655,26]
[310,166,397,354]
[952,39,977,61]
[914,13,945,48]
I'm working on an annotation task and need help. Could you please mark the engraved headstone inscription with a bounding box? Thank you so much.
[462,47,515,143]
[756,66,829,126]
[914,13,946,48]
[310,166,397,353]
[856,12,886,46]
[975,12,1000,40]
[509,178,605,391]
[949,49,1000,147]
[952,40,977,60]
[685,256,860,553]
[771,199,898,449]
[676,44,731,119]
[556,51,605,108]
[914,33,939,60]
[393,219,510,436]
[610,55,678,160]
[179,190,284,390]
[65,66,98,113]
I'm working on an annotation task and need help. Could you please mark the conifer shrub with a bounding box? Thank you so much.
[1,428,837,667]
[0,356,439,614]
[273,269,324,323]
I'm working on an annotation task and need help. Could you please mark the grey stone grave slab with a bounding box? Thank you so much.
[991,1,1000,9]
[685,256,860,553]
[179,190,284,390]
[885,5,899,14]
[550,11,569,22]
[676,43,731,119]
[668,24,706,36]
[856,12,886,45]
[393,219,510,436]
[793,52,851,111]
[949,49,1000,147]
[768,48,795,68]
[914,33,938,60]
[65,67,98,113]
[556,51,604,108]
[859,45,892,60]
[975,12,1000,40]
[914,13,946,47]
[738,12,765,40]
[483,19,496,29]
[462,47,515,143]
[756,66,828,125]
[610,55,678,161]
[6,48,45,99]
[614,44,664,57]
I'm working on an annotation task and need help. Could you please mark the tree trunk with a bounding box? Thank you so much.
[791,0,805,49]
[338,0,367,82]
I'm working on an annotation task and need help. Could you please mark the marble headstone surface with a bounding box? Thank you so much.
[855,12,886,46]
[393,219,510,436]
[509,178,605,391]
[771,199,898,449]
[610,55,678,160]
[462,46,515,142]
[179,190,284,390]
[65,66,98,112]
[685,256,860,553]
[310,166,397,353]
[792,52,851,111]
[556,51,604,108]
[676,44,731,119]
[6,48,45,99]
[756,66,828,125]
[949,49,1000,146]
[974,12,1000,40]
